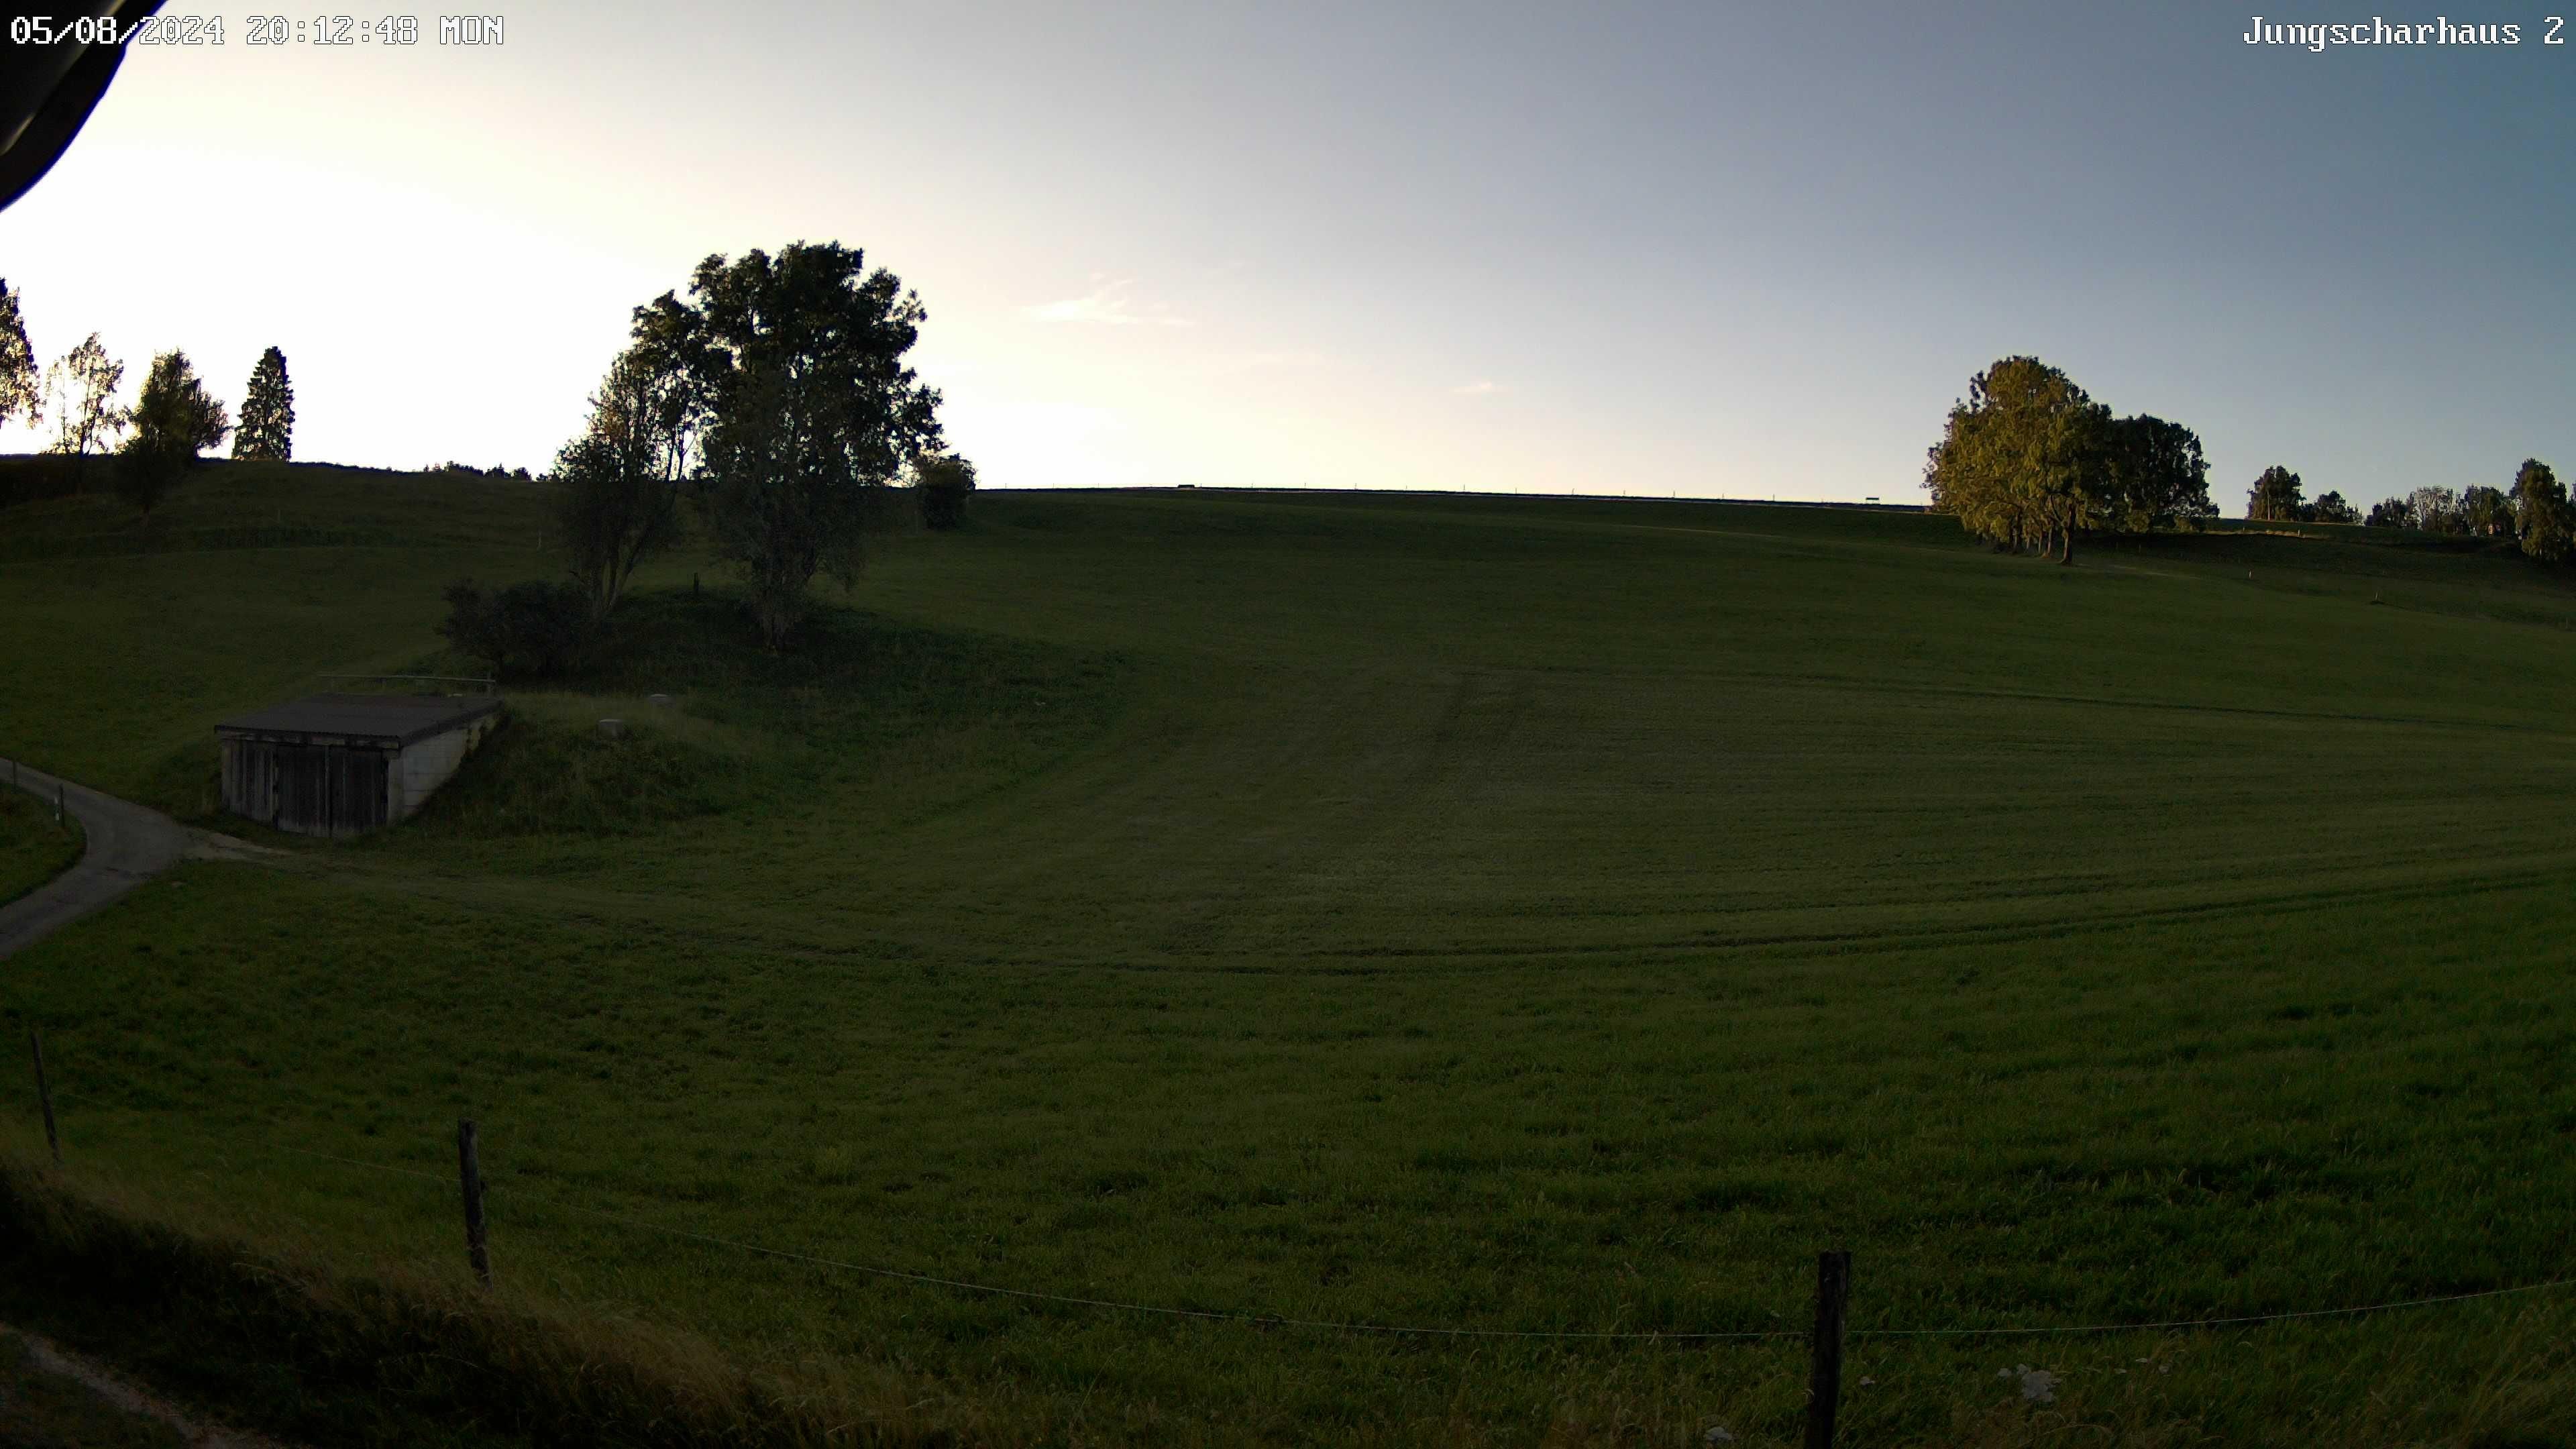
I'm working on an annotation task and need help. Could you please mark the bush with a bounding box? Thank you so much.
[437,579,595,679]
[914,452,977,531]
[113,435,189,521]
[0,453,87,507]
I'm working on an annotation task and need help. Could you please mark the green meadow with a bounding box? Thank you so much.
[6,462,2576,1446]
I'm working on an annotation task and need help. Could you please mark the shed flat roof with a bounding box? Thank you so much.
[216,693,502,747]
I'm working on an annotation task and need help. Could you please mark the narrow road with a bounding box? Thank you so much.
[0,757,191,960]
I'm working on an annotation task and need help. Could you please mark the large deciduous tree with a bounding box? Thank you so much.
[2512,460,2569,564]
[2408,486,2464,536]
[553,341,695,618]
[2246,466,2304,522]
[0,278,36,428]
[2459,484,2515,538]
[2308,490,2360,525]
[2096,413,2212,533]
[44,333,125,486]
[654,242,943,647]
[1923,356,2110,564]
[115,349,229,521]
[232,345,294,460]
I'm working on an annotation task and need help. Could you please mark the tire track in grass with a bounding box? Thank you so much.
[217,833,2576,983]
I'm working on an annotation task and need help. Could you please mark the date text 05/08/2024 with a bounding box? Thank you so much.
[5,13,506,46]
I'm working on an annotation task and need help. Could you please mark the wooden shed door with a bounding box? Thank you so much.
[329,746,388,833]
[223,740,282,825]
[276,745,328,832]
[274,744,390,835]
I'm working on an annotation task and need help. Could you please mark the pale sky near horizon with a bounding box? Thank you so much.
[0,1,2567,506]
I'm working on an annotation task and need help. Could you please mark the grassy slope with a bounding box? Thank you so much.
[0,460,553,817]
[6,470,2576,1444]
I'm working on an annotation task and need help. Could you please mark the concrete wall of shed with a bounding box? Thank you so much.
[388,710,500,822]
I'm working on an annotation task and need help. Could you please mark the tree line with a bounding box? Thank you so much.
[2243,466,2358,525]
[2356,467,2570,560]
[2242,462,2569,559]
[0,278,296,519]
[1925,355,2563,569]
[442,239,981,675]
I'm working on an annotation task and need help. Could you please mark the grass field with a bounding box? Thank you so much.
[7,462,2576,1446]
[0,780,82,909]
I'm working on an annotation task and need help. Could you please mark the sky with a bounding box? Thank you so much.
[0,1,2567,505]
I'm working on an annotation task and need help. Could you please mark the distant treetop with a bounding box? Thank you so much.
[2245,466,2304,522]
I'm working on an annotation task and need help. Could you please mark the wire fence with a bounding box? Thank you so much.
[24,1073,2576,1349]
[313,673,498,692]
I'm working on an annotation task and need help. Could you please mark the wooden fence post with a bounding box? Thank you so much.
[30,1028,59,1166]
[456,1118,491,1287]
[1804,1250,1851,1449]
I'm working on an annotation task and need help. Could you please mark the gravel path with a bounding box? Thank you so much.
[0,757,193,961]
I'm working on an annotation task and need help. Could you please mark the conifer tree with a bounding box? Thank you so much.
[232,345,294,460]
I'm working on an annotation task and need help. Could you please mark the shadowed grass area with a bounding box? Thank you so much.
[0,1332,192,1449]
[406,701,761,839]
[0,784,82,908]
[0,1163,979,1449]
[7,474,2576,1444]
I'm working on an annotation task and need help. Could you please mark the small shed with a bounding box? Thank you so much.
[217,693,503,837]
